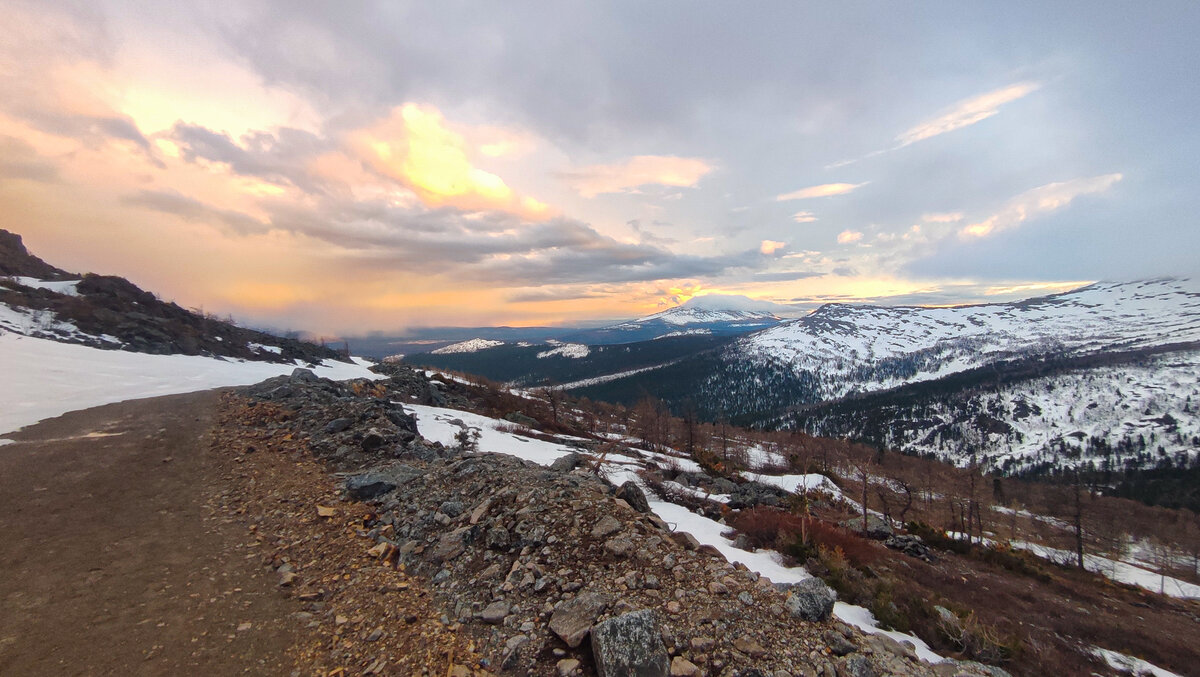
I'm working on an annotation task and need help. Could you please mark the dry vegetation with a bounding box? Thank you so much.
[407,368,1200,675]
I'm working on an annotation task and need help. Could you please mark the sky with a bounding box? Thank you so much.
[2,1,1198,335]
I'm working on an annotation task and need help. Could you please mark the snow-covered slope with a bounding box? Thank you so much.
[0,332,380,435]
[430,338,506,354]
[738,278,1200,401]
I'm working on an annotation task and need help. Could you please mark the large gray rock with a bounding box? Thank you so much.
[837,654,876,677]
[590,610,669,677]
[549,591,612,648]
[343,464,422,501]
[550,452,581,472]
[323,417,353,434]
[841,514,894,539]
[616,481,651,513]
[784,577,836,622]
[344,472,396,500]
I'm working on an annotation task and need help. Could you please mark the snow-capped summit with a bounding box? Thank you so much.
[634,294,784,326]
[734,277,1200,400]
[564,294,784,344]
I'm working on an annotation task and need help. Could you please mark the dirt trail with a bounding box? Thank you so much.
[0,391,300,675]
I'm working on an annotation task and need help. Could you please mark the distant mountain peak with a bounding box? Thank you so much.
[635,294,783,325]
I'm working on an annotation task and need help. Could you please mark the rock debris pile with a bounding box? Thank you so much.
[235,367,1004,676]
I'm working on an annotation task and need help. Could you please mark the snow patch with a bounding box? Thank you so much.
[536,343,589,359]
[431,338,505,354]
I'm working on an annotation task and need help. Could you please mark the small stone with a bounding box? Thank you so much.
[557,658,581,676]
[236,621,251,632]
[278,570,299,587]
[367,542,388,558]
[365,627,383,642]
[690,637,716,652]
[733,637,767,657]
[592,515,622,539]
[665,601,682,615]
[316,505,336,518]
[480,601,510,624]
[670,655,702,676]
[707,581,728,595]
[605,537,635,557]
[738,591,754,606]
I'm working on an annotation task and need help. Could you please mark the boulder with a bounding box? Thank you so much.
[344,472,396,500]
[549,591,613,648]
[837,655,876,677]
[550,453,582,472]
[343,464,421,500]
[590,609,669,677]
[323,417,353,434]
[841,515,894,540]
[361,428,386,452]
[616,481,651,513]
[784,577,836,622]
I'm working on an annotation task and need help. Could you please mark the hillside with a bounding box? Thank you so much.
[563,295,783,345]
[734,278,1200,402]
[0,229,344,364]
[552,280,1200,481]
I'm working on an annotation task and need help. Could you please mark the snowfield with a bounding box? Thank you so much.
[0,333,380,436]
[430,338,506,354]
[739,278,1200,401]
[536,343,589,359]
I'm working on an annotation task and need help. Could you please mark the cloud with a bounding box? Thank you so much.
[828,82,1041,167]
[0,136,60,183]
[895,82,1041,148]
[792,210,817,223]
[120,189,266,232]
[960,173,1123,238]
[760,239,787,255]
[751,270,824,282]
[837,230,863,244]
[776,182,866,201]
[922,212,963,223]
[564,155,712,198]
[349,103,551,219]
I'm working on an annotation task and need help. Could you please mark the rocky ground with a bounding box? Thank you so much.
[0,364,1008,676]
[224,366,1010,677]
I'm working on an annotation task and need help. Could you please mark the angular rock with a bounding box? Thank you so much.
[670,656,702,676]
[784,578,836,622]
[428,527,470,563]
[479,600,510,624]
[361,428,386,452]
[590,609,669,677]
[605,536,635,558]
[840,515,893,540]
[836,655,875,677]
[550,452,581,472]
[824,629,856,656]
[616,481,651,513]
[323,417,353,434]
[549,591,613,648]
[591,515,622,539]
[344,472,396,501]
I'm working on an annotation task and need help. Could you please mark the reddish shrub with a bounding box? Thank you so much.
[728,507,881,567]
